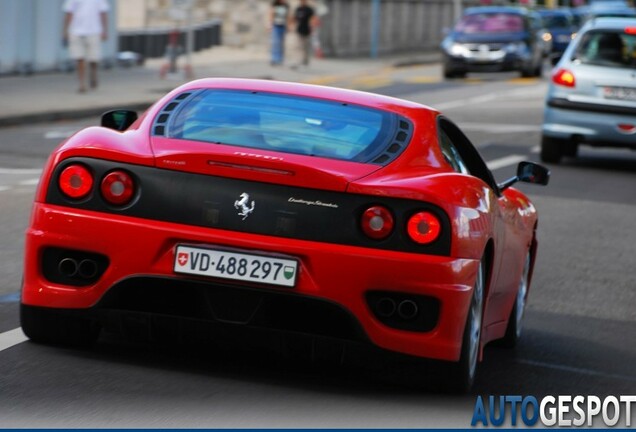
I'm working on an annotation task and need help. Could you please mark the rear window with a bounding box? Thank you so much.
[541,14,572,29]
[162,90,404,164]
[455,13,525,34]
[574,30,636,67]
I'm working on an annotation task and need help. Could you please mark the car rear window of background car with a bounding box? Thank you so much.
[574,30,636,67]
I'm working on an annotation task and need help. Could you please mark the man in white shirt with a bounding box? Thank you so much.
[63,0,109,93]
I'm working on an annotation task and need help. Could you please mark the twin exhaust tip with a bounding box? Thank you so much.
[58,258,99,280]
[376,297,419,321]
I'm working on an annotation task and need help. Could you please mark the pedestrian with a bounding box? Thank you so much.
[62,0,109,93]
[292,0,317,67]
[269,0,290,66]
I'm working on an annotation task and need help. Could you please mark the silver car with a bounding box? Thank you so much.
[541,17,636,163]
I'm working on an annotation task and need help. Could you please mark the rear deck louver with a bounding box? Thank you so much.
[152,92,193,136]
[371,118,413,165]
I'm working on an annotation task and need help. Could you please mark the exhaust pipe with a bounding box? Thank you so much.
[58,258,79,278]
[376,297,396,318]
[398,300,418,320]
[78,259,98,279]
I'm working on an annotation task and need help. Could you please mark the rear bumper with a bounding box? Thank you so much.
[543,101,636,148]
[443,53,527,73]
[22,203,480,362]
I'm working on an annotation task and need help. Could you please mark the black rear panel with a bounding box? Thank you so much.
[46,157,451,255]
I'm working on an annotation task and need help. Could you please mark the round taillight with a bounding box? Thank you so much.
[59,164,93,199]
[552,69,575,88]
[407,211,441,244]
[100,170,135,205]
[361,206,394,240]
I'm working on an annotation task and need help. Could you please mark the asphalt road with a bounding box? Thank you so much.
[0,64,634,428]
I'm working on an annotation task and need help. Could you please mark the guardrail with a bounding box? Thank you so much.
[118,19,222,59]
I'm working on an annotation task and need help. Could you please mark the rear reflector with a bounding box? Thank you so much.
[617,124,636,133]
[59,164,93,199]
[625,27,636,35]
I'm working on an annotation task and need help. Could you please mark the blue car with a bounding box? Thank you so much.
[537,9,577,60]
[441,6,546,78]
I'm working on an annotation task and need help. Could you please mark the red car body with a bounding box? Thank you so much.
[21,78,547,390]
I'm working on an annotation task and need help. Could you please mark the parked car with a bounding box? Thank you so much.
[541,18,636,163]
[441,6,546,78]
[20,78,549,392]
[572,2,636,27]
[537,8,578,62]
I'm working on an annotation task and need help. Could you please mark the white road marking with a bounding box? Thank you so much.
[459,123,541,134]
[18,178,39,186]
[0,328,28,352]
[0,186,9,192]
[433,84,546,112]
[519,359,636,384]
[44,131,74,140]
[530,145,541,154]
[486,154,527,170]
[0,168,42,175]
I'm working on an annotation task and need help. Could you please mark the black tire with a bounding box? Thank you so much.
[540,135,565,164]
[520,62,535,78]
[443,65,466,79]
[21,304,100,348]
[499,251,531,348]
[534,60,544,78]
[445,258,486,393]
[563,141,579,158]
[443,68,457,79]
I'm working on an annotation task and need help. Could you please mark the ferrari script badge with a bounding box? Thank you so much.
[234,192,255,220]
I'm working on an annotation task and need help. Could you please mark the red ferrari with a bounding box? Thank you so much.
[21,78,548,391]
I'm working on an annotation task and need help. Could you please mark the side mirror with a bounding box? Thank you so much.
[498,161,550,191]
[101,110,138,131]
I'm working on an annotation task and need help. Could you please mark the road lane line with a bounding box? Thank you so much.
[486,154,527,170]
[18,178,39,186]
[519,359,636,384]
[44,131,74,140]
[459,123,541,133]
[0,292,20,303]
[0,186,9,192]
[0,168,42,175]
[0,328,28,352]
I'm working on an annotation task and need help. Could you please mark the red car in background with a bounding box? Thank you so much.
[21,79,549,392]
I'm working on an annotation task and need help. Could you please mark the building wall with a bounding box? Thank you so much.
[319,0,482,57]
[0,0,118,74]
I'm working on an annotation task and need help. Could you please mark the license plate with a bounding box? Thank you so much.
[603,86,636,102]
[174,245,298,287]
[557,34,571,43]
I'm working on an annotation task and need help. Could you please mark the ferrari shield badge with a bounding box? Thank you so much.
[234,192,255,220]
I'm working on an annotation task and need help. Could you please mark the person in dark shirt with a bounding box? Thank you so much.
[292,0,316,66]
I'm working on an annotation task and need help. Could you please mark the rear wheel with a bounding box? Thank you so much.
[446,258,485,393]
[540,135,566,163]
[499,251,531,348]
[21,304,100,348]
[534,60,544,78]
[443,64,466,79]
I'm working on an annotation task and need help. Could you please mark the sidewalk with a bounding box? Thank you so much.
[0,45,440,127]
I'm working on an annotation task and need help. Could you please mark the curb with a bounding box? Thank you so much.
[0,102,155,129]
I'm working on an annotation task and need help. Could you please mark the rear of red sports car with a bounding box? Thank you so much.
[21,79,542,391]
